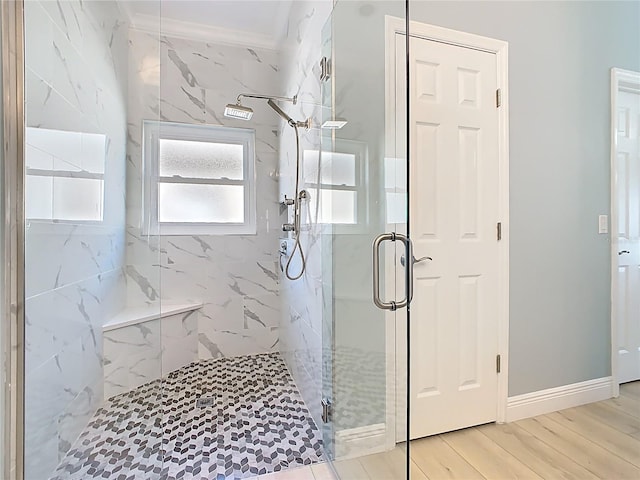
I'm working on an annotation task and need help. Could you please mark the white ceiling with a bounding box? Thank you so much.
[123,0,294,50]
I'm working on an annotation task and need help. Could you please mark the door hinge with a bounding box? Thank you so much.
[496,88,502,108]
[497,222,502,241]
[496,354,501,373]
[321,398,332,423]
[320,57,332,82]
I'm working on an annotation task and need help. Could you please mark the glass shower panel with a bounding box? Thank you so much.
[323,0,410,477]
[22,1,163,479]
[155,2,298,478]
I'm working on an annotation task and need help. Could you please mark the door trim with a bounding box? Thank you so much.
[385,17,510,442]
[610,67,640,397]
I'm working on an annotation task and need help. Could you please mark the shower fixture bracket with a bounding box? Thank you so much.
[320,57,332,82]
[235,93,297,105]
[281,196,295,207]
[321,398,333,423]
[296,118,312,131]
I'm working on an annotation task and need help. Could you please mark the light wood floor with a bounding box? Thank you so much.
[254,381,640,479]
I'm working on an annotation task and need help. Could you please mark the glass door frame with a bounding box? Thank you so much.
[1,1,26,479]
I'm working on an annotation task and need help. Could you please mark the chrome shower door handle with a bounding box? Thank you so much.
[373,232,413,311]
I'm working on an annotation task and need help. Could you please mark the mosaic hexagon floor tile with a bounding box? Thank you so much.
[50,353,324,480]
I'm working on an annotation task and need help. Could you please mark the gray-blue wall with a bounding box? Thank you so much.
[409,1,640,395]
[333,0,640,398]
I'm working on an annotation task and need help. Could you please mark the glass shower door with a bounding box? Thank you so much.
[321,1,410,477]
[22,2,163,478]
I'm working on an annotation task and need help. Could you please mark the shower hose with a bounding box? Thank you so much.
[284,123,306,281]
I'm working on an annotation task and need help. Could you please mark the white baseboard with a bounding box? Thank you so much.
[506,376,613,423]
[335,423,387,460]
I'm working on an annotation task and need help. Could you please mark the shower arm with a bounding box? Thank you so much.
[236,93,297,105]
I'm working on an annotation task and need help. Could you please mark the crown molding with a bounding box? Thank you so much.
[129,13,284,51]
[115,0,134,25]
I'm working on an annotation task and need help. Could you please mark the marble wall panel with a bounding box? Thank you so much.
[103,309,200,399]
[277,0,333,429]
[126,30,283,358]
[103,318,162,399]
[162,310,199,374]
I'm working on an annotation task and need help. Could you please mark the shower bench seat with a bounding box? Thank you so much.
[103,302,202,332]
[102,302,202,400]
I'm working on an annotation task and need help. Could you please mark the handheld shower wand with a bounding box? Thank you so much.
[223,93,311,281]
[266,98,310,280]
[267,99,311,130]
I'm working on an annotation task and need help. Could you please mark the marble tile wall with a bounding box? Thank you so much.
[103,309,199,400]
[23,1,129,479]
[126,30,283,359]
[277,0,334,428]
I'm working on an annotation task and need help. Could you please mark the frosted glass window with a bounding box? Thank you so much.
[384,156,407,190]
[25,143,53,170]
[25,127,106,222]
[81,133,107,174]
[303,150,356,186]
[386,192,407,224]
[26,128,82,170]
[159,184,244,223]
[52,178,104,221]
[25,176,53,219]
[26,127,106,173]
[159,139,243,180]
[311,190,357,224]
[304,140,365,226]
[53,156,82,172]
[143,121,256,235]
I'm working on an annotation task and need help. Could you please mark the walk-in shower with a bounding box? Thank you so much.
[225,93,311,281]
[9,0,419,478]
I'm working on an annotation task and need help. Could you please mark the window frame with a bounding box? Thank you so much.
[304,138,368,228]
[25,127,106,224]
[142,120,256,236]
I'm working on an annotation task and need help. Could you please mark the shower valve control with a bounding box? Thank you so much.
[282,196,295,206]
[282,223,295,232]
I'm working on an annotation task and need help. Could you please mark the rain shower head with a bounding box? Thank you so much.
[224,103,254,120]
[224,93,309,129]
[225,93,296,122]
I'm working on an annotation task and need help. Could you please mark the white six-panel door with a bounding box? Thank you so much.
[616,82,640,384]
[408,35,500,439]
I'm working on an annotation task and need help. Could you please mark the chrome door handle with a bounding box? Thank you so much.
[373,232,413,311]
[400,254,432,267]
[618,250,630,255]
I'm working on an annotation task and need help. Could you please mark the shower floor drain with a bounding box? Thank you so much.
[196,397,216,408]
